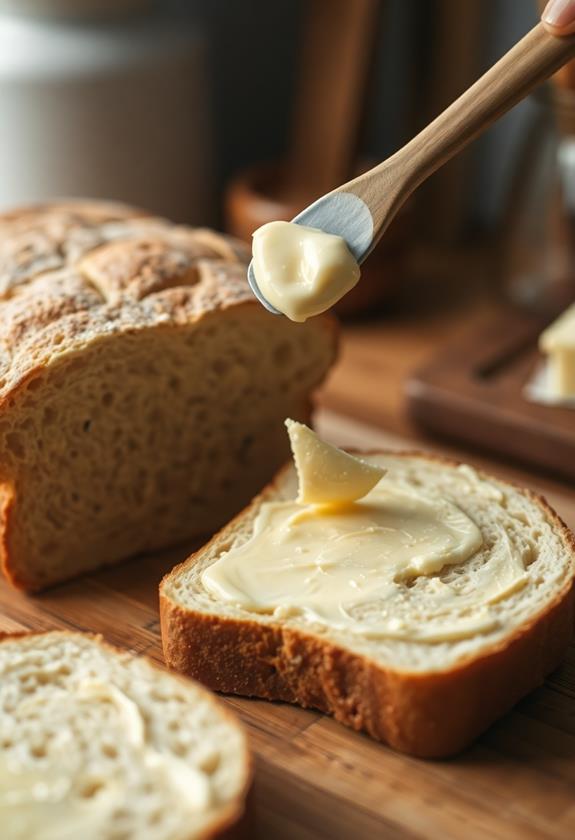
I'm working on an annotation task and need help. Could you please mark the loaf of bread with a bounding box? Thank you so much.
[0,201,336,590]
[160,452,575,758]
[0,631,250,839]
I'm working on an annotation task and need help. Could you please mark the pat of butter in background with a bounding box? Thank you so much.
[251,221,360,321]
[539,303,575,399]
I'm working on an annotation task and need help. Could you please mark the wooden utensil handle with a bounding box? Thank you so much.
[347,22,575,237]
[399,23,575,192]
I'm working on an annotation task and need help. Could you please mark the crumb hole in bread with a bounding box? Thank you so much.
[43,406,56,425]
[102,742,118,758]
[30,743,47,759]
[25,378,42,392]
[101,391,114,407]
[83,419,92,432]
[149,687,166,702]
[149,810,163,826]
[198,751,220,774]
[79,779,105,799]
[35,670,58,685]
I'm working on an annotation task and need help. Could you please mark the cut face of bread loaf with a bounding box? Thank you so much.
[0,631,250,840]
[0,201,336,590]
[160,452,575,757]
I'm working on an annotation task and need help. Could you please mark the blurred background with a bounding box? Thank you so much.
[1,0,573,479]
[1,0,573,318]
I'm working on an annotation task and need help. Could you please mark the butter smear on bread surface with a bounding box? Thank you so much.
[161,423,575,755]
[201,422,526,643]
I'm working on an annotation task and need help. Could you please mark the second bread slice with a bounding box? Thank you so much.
[0,631,250,839]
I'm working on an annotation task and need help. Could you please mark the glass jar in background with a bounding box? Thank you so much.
[502,88,575,316]
[502,73,575,316]
[0,0,213,223]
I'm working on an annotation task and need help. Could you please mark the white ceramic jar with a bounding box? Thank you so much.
[0,0,213,222]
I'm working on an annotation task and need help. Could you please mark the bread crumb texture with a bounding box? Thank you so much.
[0,201,336,589]
[0,632,249,840]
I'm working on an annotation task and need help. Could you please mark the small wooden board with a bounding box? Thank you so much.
[406,309,575,482]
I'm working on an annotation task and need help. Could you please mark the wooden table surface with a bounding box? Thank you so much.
[1,285,574,839]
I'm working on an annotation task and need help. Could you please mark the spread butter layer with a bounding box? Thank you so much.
[202,425,530,643]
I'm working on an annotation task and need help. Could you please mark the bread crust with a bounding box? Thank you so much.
[0,629,253,840]
[160,451,575,758]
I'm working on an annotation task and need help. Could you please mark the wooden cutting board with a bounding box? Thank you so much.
[405,309,575,482]
[0,408,574,840]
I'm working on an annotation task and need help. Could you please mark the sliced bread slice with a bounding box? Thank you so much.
[160,452,575,758]
[0,631,250,840]
[0,201,337,590]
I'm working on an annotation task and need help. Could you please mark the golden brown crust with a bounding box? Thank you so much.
[0,200,256,403]
[0,629,252,840]
[160,450,575,758]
